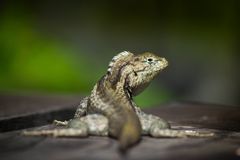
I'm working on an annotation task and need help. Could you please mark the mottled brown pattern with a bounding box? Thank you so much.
[22,51,215,152]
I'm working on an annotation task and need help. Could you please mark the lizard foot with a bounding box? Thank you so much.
[22,119,88,137]
[150,122,215,138]
[22,128,88,137]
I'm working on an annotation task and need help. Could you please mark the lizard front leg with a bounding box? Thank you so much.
[74,97,89,118]
[23,96,110,137]
[53,97,89,127]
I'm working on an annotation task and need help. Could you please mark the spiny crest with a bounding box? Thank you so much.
[107,51,134,74]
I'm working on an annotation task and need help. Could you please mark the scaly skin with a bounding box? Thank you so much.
[85,51,169,151]
[23,51,214,152]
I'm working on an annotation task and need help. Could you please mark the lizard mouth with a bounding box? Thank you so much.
[159,58,168,69]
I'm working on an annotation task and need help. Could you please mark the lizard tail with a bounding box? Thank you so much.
[118,111,142,152]
[117,109,142,152]
[108,108,142,152]
[101,79,142,152]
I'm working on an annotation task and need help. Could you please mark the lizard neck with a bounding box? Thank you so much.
[105,63,133,97]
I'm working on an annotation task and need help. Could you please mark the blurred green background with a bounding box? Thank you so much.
[0,0,239,107]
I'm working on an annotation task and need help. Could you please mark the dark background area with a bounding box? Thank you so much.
[0,0,239,107]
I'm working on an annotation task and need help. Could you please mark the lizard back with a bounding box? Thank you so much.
[87,51,168,151]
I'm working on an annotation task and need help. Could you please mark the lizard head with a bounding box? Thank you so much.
[135,52,168,73]
[128,52,168,96]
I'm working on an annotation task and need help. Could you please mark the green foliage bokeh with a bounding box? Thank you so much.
[0,7,171,107]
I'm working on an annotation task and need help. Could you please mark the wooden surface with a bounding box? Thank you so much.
[0,94,240,160]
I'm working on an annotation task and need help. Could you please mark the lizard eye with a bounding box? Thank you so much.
[142,57,154,64]
[146,58,154,64]
[147,58,153,62]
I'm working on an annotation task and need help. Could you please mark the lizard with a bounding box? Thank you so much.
[23,51,214,152]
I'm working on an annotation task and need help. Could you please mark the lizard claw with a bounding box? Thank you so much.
[53,120,68,126]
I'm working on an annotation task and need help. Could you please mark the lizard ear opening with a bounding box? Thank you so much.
[133,70,138,76]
